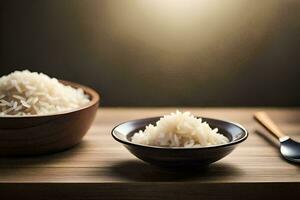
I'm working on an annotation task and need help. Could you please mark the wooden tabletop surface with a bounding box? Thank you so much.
[1,108,300,199]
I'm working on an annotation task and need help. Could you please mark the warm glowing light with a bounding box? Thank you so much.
[89,0,279,74]
[141,0,217,20]
[102,0,278,52]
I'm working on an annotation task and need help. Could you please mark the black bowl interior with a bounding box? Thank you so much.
[113,117,247,148]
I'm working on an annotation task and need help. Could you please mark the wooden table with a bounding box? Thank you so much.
[0,108,300,199]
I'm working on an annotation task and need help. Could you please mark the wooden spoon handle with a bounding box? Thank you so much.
[254,112,288,141]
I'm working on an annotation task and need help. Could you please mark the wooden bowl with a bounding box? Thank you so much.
[0,80,99,156]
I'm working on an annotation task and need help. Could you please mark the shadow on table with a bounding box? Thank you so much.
[255,130,279,149]
[0,140,89,167]
[108,160,242,182]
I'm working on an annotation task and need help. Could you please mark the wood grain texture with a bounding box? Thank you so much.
[0,108,299,199]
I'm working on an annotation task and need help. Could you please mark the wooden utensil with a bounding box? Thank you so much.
[254,111,300,163]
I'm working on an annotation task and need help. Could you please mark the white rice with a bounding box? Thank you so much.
[0,70,90,116]
[131,111,229,147]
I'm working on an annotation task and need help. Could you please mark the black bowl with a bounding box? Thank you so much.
[112,117,248,167]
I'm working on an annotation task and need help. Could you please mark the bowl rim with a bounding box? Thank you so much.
[0,80,100,118]
[111,116,248,150]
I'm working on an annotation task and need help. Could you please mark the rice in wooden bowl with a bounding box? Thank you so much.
[0,70,100,156]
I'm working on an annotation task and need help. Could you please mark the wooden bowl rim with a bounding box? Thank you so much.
[0,80,100,118]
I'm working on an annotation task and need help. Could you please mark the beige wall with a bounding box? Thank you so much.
[1,0,299,106]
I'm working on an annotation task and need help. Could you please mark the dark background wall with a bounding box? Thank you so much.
[1,0,299,107]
